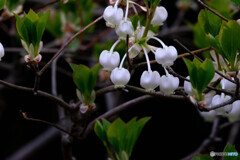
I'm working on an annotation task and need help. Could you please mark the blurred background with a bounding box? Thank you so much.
[0,0,239,159]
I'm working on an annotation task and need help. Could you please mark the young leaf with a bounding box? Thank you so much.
[184,58,215,101]
[130,14,140,30]
[198,9,222,37]
[219,20,240,69]
[107,118,126,155]
[36,11,50,45]
[125,117,151,156]
[94,120,106,142]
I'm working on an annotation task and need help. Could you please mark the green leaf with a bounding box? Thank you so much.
[206,0,233,19]
[107,118,126,155]
[198,9,222,37]
[130,14,140,30]
[223,143,240,160]
[73,64,92,96]
[36,11,50,45]
[192,157,200,160]
[70,63,78,72]
[0,0,6,10]
[15,13,29,45]
[125,117,151,156]
[184,58,215,101]
[94,120,106,142]
[231,0,240,8]
[219,20,240,69]
[89,63,100,93]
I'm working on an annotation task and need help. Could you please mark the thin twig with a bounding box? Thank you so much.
[134,47,211,69]
[22,112,71,135]
[39,15,103,76]
[174,39,236,84]
[0,79,75,111]
[197,0,229,22]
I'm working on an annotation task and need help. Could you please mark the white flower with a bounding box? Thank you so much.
[184,76,192,95]
[221,78,236,91]
[200,110,216,122]
[115,20,134,39]
[103,6,123,28]
[140,71,160,92]
[110,67,130,88]
[0,42,5,61]
[151,6,168,27]
[159,74,179,95]
[228,100,240,122]
[211,94,232,115]
[99,50,120,71]
[155,46,178,67]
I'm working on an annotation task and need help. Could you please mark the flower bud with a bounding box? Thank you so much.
[80,103,96,114]
[159,74,179,95]
[140,71,160,92]
[155,46,178,67]
[184,76,192,95]
[110,67,130,88]
[115,20,134,39]
[228,100,240,122]
[151,6,168,27]
[103,6,123,28]
[211,94,232,115]
[0,42,5,61]
[99,50,120,71]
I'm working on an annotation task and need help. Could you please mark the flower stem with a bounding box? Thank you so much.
[124,0,129,21]
[119,54,127,69]
[142,6,157,38]
[110,39,120,54]
[150,37,167,48]
[143,46,151,72]
[114,0,120,9]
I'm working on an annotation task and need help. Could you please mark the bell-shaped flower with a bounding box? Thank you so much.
[115,20,134,39]
[151,6,168,27]
[184,76,192,95]
[199,110,216,122]
[110,67,130,88]
[155,46,178,67]
[140,71,160,92]
[0,42,5,61]
[99,50,120,71]
[211,94,232,115]
[103,6,123,28]
[159,74,179,95]
[228,100,240,122]
[221,78,236,91]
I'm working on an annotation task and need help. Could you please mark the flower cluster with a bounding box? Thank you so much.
[100,0,179,95]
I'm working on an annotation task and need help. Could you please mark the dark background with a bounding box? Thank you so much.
[0,0,239,160]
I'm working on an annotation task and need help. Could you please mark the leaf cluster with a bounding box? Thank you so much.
[94,117,151,160]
